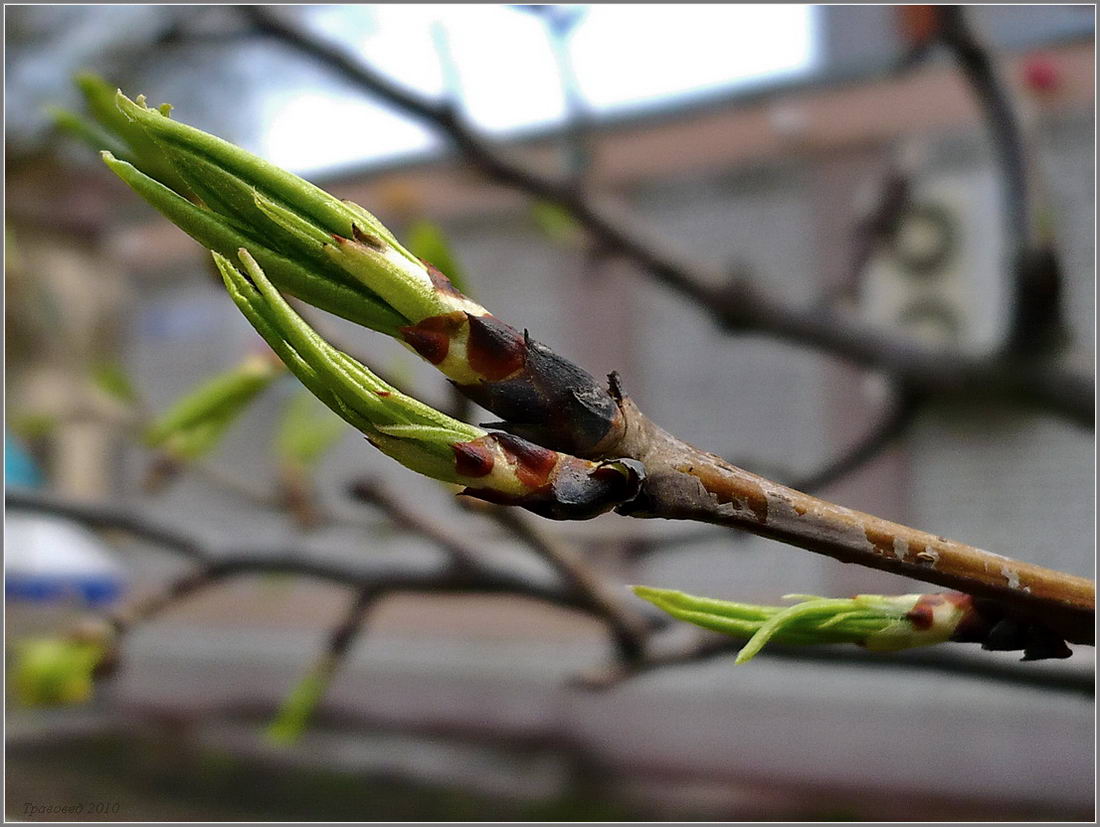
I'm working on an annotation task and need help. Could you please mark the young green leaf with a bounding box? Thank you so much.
[275,389,347,473]
[265,656,334,746]
[144,353,284,460]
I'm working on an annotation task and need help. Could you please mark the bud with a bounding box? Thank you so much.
[265,655,334,746]
[214,248,642,519]
[103,91,623,455]
[631,586,1041,663]
[11,635,113,707]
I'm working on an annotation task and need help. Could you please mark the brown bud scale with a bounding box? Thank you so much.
[452,440,495,477]
[491,432,558,488]
[466,314,527,381]
[400,312,465,364]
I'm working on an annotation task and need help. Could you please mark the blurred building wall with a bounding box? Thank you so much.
[5,6,1095,819]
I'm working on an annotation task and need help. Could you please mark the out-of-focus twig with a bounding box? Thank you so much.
[4,487,641,619]
[9,488,1090,692]
[787,385,923,493]
[239,5,1093,427]
[462,498,650,660]
[938,7,1067,357]
[578,627,1095,697]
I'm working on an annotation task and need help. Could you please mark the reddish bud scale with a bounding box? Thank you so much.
[459,337,625,456]
[400,312,466,365]
[906,592,972,630]
[491,432,557,488]
[465,315,527,381]
[400,282,623,456]
[452,440,495,477]
[460,438,645,522]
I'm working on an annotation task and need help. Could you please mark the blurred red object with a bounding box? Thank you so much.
[897,5,942,48]
[1022,56,1061,95]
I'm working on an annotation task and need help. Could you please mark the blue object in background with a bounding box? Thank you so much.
[5,429,126,607]
[6,429,43,488]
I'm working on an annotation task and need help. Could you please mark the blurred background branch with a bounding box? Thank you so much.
[240,4,1091,426]
[6,4,1094,820]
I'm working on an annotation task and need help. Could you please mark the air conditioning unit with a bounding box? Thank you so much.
[861,167,1009,355]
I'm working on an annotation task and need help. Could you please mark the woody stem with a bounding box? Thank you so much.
[610,399,1095,645]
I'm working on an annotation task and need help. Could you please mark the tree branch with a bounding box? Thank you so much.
[459,497,650,660]
[608,398,1094,646]
[939,7,1067,358]
[347,478,656,660]
[5,487,618,614]
[10,489,1090,689]
[240,5,1093,427]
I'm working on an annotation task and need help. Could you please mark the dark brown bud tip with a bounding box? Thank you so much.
[954,599,1074,661]
[458,336,625,456]
[490,432,557,488]
[460,455,644,521]
[1020,626,1073,661]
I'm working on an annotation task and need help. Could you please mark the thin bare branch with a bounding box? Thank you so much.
[240,5,1093,427]
[107,565,223,636]
[7,487,206,561]
[461,498,650,660]
[579,628,1094,697]
[939,7,1067,357]
[10,490,1089,688]
[787,386,922,493]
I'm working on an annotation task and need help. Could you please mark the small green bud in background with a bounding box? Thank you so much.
[633,587,981,663]
[89,360,139,406]
[11,622,116,707]
[529,200,583,246]
[275,389,347,474]
[144,351,285,464]
[264,655,335,746]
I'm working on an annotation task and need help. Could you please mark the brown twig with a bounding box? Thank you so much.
[106,565,223,637]
[272,584,382,726]
[240,5,1092,427]
[3,487,604,612]
[940,7,1032,252]
[9,489,1090,687]
[608,397,1094,645]
[347,478,659,659]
